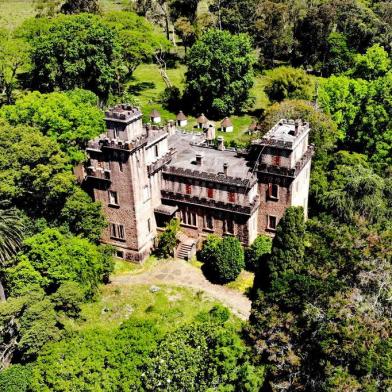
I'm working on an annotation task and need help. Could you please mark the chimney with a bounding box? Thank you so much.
[217,136,225,151]
[196,153,203,165]
[223,162,228,176]
[294,119,301,136]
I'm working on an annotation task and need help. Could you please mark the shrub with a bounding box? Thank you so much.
[156,218,180,258]
[264,66,314,102]
[245,235,272,272]
[202,236,245,283]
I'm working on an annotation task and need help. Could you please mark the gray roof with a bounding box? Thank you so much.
[167,131,253,181]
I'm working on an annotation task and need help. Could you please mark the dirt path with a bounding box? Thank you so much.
[111,260,252,320]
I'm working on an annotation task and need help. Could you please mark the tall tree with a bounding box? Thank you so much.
[183,29,255,117]
[0,209,24,267]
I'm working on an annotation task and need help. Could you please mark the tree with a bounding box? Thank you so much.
[202,236,245,283]
[60,0,100,14]
[245,235,272,272]
[0,120,75,218]
[18,228,113,298]
[264,66,314,103]
[0,35,30,104]
[0,90,104,163]
[349,44,391,80]
[174,17,196,53]
[141,318,264,391]
[0,364,33,392]
[156,218,179,258]
[323,32,354,76]
[183,29,255,117]
[59,188,107,243]
[0,209,25,266]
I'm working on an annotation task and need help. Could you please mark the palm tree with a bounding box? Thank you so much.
[0,209,24,266]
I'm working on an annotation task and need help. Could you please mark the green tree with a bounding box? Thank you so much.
[30,319,161,391]
[141,319,264,391]
[59,188,107,243]
[156,218,179,258]
[203,236,245,283]
[19,228,113,298]
[183,29,255,117]
[0,364,33,392]
[0,89,104,163]
[245,235,272,272]
[264,66,314,103]
[0,120,75,217]
[323,32,354,76]
[349,44,391,80]
[0,209,25,266]
[50,281,85,318]
[0,35,31,104]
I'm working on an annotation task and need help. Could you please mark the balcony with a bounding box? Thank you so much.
[147,148,176,176]
[257,145,314,178]
[85,167,111,183]
[161,191,260,216]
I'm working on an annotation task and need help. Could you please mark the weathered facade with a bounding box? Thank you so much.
[83,105,313,262]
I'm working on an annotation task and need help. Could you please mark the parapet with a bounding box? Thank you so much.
[252,119,310,150]
[104,104,142,123]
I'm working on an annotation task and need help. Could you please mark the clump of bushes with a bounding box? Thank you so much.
[156,218,180,258]
[200,235,244,283]
[245,235,272,272]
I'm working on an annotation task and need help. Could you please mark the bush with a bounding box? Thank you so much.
[156,218,180,258]
[201,236,245,283]
[245,235,272,272]
[264,66,314,102]
[160,86,182,112]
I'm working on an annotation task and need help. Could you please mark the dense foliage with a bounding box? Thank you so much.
[200,235,245,283]
[183,29,255,117]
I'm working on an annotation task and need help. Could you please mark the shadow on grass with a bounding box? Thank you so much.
[128,81,156,95]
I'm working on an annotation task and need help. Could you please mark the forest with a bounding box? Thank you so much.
[0,0,391,391]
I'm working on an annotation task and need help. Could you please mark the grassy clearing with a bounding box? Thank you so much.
[130,63,270,145]
[226,270,255,295]
[67,283,241,334]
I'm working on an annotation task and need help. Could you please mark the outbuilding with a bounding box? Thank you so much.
[196,113,208,129]
[176,111,188,127]
[150,109,161,124]
[221,117,233,132]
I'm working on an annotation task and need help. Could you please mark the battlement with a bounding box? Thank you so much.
[104,104,142,123]
[252,119,310,150]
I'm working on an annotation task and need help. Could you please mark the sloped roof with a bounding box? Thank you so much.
[176,111,187,121]
[196,113,208,124]
[221,117,233,127]
[150,109,161,117]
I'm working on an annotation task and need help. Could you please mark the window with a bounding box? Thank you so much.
[186,184,192,195]
[207,188,214,198]
[143,185,150,202]
[225,219,234,234]
[204,215,214,230]
[272,155,281,166]
[109,191,118,205]
[269,184,279,199]
[181,210,197,226]
[228,191,236,203]
[110,223,125,240]
[116,250,124,259]
[119,159,123,172]
[268,215,277,231]
[147,218,151,233]
[155,145,159,157]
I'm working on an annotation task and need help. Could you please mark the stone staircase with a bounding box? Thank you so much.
[176,232,197,261]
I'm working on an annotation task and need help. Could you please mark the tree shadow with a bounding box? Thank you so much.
[127,82,155,96]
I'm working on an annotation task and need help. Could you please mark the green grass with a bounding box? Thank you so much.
[226,270,255,295]
[111,255,159,277]
[66,283,241,334]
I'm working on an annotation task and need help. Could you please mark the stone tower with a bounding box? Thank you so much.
[85,104,169,261]
[251,119,314,233]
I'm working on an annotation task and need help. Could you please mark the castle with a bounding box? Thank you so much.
[83,105,314,262]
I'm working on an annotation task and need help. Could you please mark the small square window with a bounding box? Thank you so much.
[155,145,159,157]
[147,218,151,233]
[207,188,214,198]
[186,184,192,195]
[110,223,125,240]
[228,192,236,203]
[272,155,281,166]
[109,191,118,205]
[268,215,277,231]
[225,219,234,234]
[204,215,214,230]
